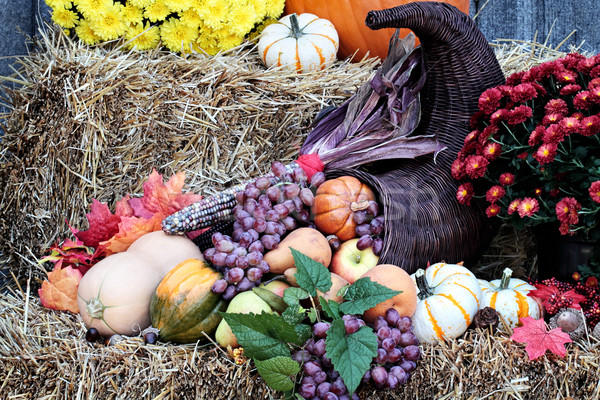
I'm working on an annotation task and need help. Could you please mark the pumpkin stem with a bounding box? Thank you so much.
[499,268,513,290]
[415,269,434,300]
[288,13,303,39]
[350,199,370,212]
[86,297,106,319]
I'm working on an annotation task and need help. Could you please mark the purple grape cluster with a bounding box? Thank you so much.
[353,202,384,256]
[205,161,326,299]
[363,308,420,389]
[293,319,360,400]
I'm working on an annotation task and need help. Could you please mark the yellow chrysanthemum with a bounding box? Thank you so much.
[45,0,73,9]
[75,18,102,45]
[89,3,127,40]
[252,0,267,20]
[216,30,244,52]
[125,23,161,50]
[144,0,171,23]
[195,33,219,55]
[166,0,193,13]
[197,0,229,29]
[74,0,113,21]
[179,8,203,29]
[128,0,154,7]
[160,17,199,53]
[120,4,144,25]
[265,0,285,19]
[51,6,79,28]
[228,5,259,36]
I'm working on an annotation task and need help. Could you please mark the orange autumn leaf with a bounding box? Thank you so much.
[38,264,83,313]
[100,213,164,255]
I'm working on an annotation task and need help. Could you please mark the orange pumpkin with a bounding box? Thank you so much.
[284,0,470,61]
[312,176,375,241]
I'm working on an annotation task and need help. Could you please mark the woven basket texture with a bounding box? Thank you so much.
[327,2,507,273]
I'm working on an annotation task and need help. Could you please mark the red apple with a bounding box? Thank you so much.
[330,238,379,284]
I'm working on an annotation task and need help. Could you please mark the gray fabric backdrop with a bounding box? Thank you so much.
[1,1,599,78]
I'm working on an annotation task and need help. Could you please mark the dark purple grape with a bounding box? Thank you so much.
[314,370,327,385]
[281,172,293,183]
[370,216,384,235]
[232,228,243,242]
[303,361,322,376]
[390,365,409,384]
[382,338,396,352]
[313,322,331,338]
[373,316,388,331]
[298,209,311,223]
[212,252,227,267]
[390,328,402,344]
[240,216,255,231]
[385,308,401,327]
[345,319,361,334]
[243,198,257,214]
[238,232,253,248]
[212,279,228,294]
[328,369,340,381]
[388,347,403,363]
[261,235,278,250]
[284,183,301,199]
[225,253,238,268]
[271,161,287,178]
[377,326,391,340]
[273,203,290,218]
[321,355,332,369]
[301,376,316,387]
[293,167,308,183]
[298,383,316,399]
[323,393,339,400]
[281,216,297,231]
[245,186,261,200]
[85,328,100,342]
[264,221,279,235]
[235,256,249,269]
[247,229,259,241]
[370,366,388,388]
[362,369,371,384]
[255,176,271,190]
[258,194,271,209]
[312,339,326,357]
[232,247,247,257]
[375,348,388,364]
[316,382,332,398]
[403,345,421,362]
[247,251,263,266]
[266,210,279,222]
[226,267,244,283]
[292,196,304,212]
[330,378,347,396]
[257,260,270,273]
[253,205,267,220]
[372,238,384,256]
[386,373,399,389]
[399,359,416,373]
[237,277,255,292]
[304,338,315,354]
[266,186,281,202]
[356,235,373,250]
[293,350,311,363]
[276,222,286,236]
[352,210,368,225]
[248,241,264,253]
[397,316,412,333]
[247,267,263,282]
[355,223,372,237]
[299,188,315,206]
[342,314,356,322]
[310,172,326,187]
[235,191,246,204]
[203,247,216,261]
[211,232,225,246]
[366,200,379,216]
[399,331,419,347]
[222,285,237,300]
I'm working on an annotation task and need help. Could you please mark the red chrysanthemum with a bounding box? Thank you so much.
[578,56,600,73]
[562,53,585,69]
[580,115,600,136]
[542,113,562,126]
[506,71,524,86]
[517,197,539,218]
[497,85,513,96]
[531,82,547,97]
[589,181,600,203]
[586,276,599,288]
[490,109,509,124]
[556,70,577,84]
[528,125,545,146]
[517,152,529,160]
[538,61,562,78]
[520,67,540,83]
[542,124,566,144]
[549,188,560,197]
[456,183,474,205]
[499,172,515,186]
[572,112,585,121]
[482,142,502,161]
[508,199,521,215]
[534,143,558,165]
[486,204,501,217]
[556,197,581,225]
[478,88,503,114]
[559,222,572,235]
[588,85,600,104]
[463,130,480,145]
[573,90,591,109]
[451,159,466,180]
[560,84,582,95]
[559,117,580,134]
[486,185,506,203]
[544,98,568,115]
[511,83,538,103]
[507,105,533,125]
[465,155,489,179]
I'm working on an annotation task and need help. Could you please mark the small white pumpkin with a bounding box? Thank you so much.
[478,268,543,328]
[411,263,482,344]
[258,13,339,72]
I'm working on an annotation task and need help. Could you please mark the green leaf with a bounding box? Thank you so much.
[308,308,318,323]
[283,287,309,306]
[220,311,302,360]
[282,303,305,325]
[291,247,332,297]
[319,296,341,320]
[339,277,401,316]
[295,324,312,345]
[325,319,378,396]
[254,356,300,392]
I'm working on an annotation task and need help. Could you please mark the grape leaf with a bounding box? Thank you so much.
[294,324,313,348]
[220,311,303,360]
[291,247,332,297]
[282,304,305,325]
[325,319,378,396]
[283,287,309,306]
[339,277,401,316]
[510,316,572,360]
[254,357,300,392]
[319,296,341,320]
[38,264,83,313]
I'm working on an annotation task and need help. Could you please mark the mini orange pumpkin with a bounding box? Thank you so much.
[312,176,375,241]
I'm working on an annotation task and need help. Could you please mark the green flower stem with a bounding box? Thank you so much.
[501,122,523,147]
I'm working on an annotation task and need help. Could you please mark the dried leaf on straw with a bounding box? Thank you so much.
[300,32,444,169]
[38,264,83,313]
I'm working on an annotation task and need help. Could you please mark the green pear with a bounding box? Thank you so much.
[214,291,273,348]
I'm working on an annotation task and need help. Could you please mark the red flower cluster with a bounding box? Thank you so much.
[453,53,600,237]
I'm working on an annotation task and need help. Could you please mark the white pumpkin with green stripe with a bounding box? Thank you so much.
[478,268,543,328]
[411,263,481,344]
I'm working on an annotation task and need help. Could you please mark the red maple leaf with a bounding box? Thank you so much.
[528,283,587,311]
[510,316,572,360]
[75,199,124,249]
